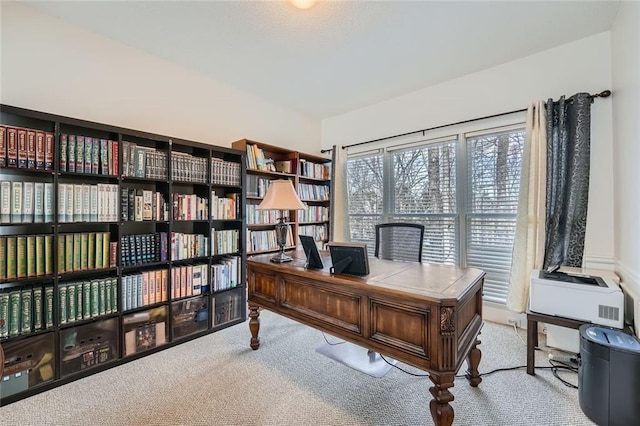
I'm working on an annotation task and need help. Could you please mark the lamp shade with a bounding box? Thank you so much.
[257,179,306,210]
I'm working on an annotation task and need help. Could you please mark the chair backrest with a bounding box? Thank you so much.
[374,223,425,263]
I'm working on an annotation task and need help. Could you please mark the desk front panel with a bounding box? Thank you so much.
[249,265,435,369]
[247,256,484,374]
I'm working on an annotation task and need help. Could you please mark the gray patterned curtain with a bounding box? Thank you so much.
[543,92,592,268]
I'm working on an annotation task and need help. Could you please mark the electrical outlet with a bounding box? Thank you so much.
[507,319,521,328]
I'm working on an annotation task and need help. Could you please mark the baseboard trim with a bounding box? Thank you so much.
[483,301,527,330]
[583,255,615,271]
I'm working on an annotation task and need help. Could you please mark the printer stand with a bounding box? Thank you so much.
[526,311,588,375]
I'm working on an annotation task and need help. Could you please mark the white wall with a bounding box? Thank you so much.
[611,2,640,300]
[323,32,615,272]
[0,2,320,152]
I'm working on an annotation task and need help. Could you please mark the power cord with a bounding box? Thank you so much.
[511,322,527,346]
[321,332,346,346]
[380,354,429,377]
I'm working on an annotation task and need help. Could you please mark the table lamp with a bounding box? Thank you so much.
[257,179,306,263]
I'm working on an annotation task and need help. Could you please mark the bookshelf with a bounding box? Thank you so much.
[231,139,331,256]
[0,104,246,404]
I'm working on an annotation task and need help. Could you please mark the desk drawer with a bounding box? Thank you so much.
[280,275,362,335]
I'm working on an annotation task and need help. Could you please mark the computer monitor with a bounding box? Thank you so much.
[299,235,324,269]
[327,242,370,276]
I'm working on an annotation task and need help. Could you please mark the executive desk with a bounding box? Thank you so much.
[247,250,485,426]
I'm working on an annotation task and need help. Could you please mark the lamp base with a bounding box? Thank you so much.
[270,250,293,263]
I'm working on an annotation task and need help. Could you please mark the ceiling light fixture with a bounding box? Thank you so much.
[289,0,317,10]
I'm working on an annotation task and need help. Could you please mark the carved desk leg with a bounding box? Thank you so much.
[249,303,261,350]
[429,372,455,426]
[465,338,482,387]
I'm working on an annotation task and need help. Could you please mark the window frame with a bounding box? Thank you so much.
[346,113,526,304]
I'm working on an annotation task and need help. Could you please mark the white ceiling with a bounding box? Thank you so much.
[25,1,621,120]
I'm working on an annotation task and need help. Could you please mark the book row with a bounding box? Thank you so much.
[120,232,168,267]
[298,205,330,222]
[171,152,208,184]
[298,224,328,242]
[171,264,208,300]
[58,183,119,223]
[121,269,169,311]
[120,141,243,185]
[0,125,54,170]
[171,232,210,261]
[59,277,118,325]
[211,229,239,255]
[172,193,208,221]
[59,134,119,175]
[210,158,242,186]
[121,188,169,222]
[0,286,53,338]
[0,181,54,224]
[297,183,330,201]
[246,204,283,225]
[1,182,237,224]
[246,175,273,198]
[58,232,115,274]
[122,142,168,180]
[247,227,294,253]
[0,234,54,282]
[211,256,241,292]
[210,193,238,220]
[244,143,272,172]
[299,158,331,180]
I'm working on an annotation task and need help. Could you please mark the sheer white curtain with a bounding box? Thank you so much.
[330,145,350,242]
[507,101,547,312]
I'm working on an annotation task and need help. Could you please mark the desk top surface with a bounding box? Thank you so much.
[248,250,485,302]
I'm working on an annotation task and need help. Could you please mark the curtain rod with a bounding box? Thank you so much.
[320,90,611,154]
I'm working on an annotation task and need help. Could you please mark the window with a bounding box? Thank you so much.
[346,152,383,249]
[346,123,525,304]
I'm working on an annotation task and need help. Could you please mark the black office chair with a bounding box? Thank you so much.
[375,223,425,263]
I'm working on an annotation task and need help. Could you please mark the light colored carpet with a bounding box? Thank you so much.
[0,310,593,425]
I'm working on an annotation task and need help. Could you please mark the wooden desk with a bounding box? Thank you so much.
[247,250,485,426]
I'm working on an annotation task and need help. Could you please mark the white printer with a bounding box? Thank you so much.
[529,267,624,353]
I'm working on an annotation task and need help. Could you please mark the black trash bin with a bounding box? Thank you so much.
[578,324,640,426]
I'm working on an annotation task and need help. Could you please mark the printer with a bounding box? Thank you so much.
[529,267,624,353]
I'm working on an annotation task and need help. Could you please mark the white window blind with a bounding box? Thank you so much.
[465,130,524,303]
[346,118,525,305]
[391,140,459,264]
[347,153,383,248]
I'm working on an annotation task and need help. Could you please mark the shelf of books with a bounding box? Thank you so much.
[231,139,331,255]
[0,104,246,404]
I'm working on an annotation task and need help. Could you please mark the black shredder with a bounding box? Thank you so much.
[578,324,640,426]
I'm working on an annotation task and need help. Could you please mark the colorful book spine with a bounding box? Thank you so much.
[6,236,16,280]
[45,132,54,170]
[45,234,53,275]
[0,181,10,223]
[0,236,6,281]
[9,290,20,336]
[20,288,32,333]
[33,287,43,330]
[0,125,6,167]
[26,130,36,169]
[7,127,17,168]
[0,292,9,337]
[17,128,27,168]
[44,285,54,328]
[60,133,68,171]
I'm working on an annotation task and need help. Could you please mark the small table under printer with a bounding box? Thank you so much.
[529,267,624,353]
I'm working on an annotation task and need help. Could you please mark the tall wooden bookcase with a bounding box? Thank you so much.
[231,139,331,256]
[0,104,246,405]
